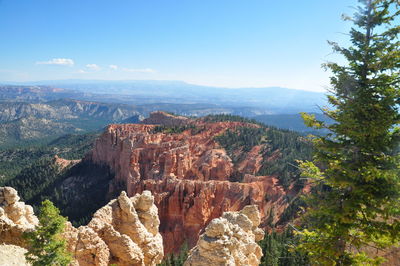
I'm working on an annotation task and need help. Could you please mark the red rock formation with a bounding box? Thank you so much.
[53,155,80,169]
[133,176,286,251]
[88,114,290,253]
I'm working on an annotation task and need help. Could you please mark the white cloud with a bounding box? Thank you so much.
[86,64,101,71]
[78,69,87,74]
[109,64,118,70]
[36,58,74,66]
[122,67,155,73]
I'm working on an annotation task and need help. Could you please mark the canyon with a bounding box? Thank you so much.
[87,112,301,253]
[1,111,398,264]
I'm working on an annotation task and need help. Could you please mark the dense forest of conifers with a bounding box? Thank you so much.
[4,157,115,226]
[0,132,108,226]
[0,133,98,183]
[259,230,309,265]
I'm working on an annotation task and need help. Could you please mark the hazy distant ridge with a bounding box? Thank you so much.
[3,80,327,113]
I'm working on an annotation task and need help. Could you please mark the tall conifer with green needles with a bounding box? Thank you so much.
[298,0,400,264]
[23,200,72,266]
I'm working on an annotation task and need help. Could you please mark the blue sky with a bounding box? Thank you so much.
[0,0,356,91]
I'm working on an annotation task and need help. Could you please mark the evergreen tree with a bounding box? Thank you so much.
[298,0,400,264]
[23,200,72,266]
[159,242,189,266]
[259,230,309,266]
[260,232,280,266]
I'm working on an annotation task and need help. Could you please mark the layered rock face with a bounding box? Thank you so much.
[133,175,285,253]
[185,205,264,266]
[0,187,38,247]
[89,114,289,253]
[0,187,163,266]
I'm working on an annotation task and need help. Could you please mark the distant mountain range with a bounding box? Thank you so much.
[2,80,327,113]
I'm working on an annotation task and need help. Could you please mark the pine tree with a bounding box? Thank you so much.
[159,242,189,266]
[259,230,309,266]
[260,232,280,266]
[298,0,400,264]
[23,200,72,266]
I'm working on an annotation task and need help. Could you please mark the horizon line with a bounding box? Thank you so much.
[0,78,327,93]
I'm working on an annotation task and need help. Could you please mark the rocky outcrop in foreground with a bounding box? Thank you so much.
[185,205,264,266]
[64,190,164,266]
[0,187,163,266]
[0,187,38,247]
[0,244,29,266]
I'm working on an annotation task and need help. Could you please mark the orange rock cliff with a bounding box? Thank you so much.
[87,112,291,253]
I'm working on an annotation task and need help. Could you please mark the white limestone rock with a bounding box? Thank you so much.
[184,205,264,266]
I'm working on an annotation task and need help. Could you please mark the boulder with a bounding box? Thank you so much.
[0,187,38,247]
[184,205,264,266]
[65,190,164,266]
